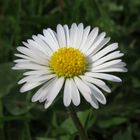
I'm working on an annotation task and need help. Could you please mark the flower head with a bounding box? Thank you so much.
[13,23,127,109]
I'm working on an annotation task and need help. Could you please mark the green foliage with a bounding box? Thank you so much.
[0,0,140,140]
[113,127,134,140]
[0,63,21,98]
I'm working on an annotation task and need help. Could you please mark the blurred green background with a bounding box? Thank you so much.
[0,0,140,140]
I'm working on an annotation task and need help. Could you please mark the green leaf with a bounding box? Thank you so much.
[59,135,71,140]
[3,86,34,115]
[132,77,140,88]
[20,122,32,140]
[59,109,95,134]
[36,135,71,140]
[98,116,127,128]
[36,138,56,140]
[78,109,96,129]
[0,63,21,98]
[113,127,134,140]
[59,115,76,134]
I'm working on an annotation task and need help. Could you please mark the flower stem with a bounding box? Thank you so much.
[67,105,89,140]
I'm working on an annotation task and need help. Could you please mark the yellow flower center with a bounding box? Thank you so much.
[50,47,87,78]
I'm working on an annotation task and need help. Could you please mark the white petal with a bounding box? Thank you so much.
[86,32,106,52]
[32,78,55,102]
[38,34,57,52]
[22,41,30,48]
[91,59,122,70]
[18,75,39,84]
[14,53,30,59]
[39,77,64,104]
[37,34,55,53]
[81,75,111,93]
[79,26,91,51]
[69,23,78,48]
[14,53,48,65]
[40,77,64,109]
[16,58,48,66]
[75,23,84,49]
[92,51,124,66]
[47,28,59,46]
[91,43,119,62]
[14,59,29,63]
[27,40,49,58]
[57,24,66,47]
[71,79,80,106]
[87,37,110,56]
[39,78,57,102]
[80,75,105,86]
[84,27,99,52]
[90,95,99,109]
[81,80,99,108]
[92,37,111,56]
[17,46,34,56]
[27,74,56,83]
[23,70,50,76]
[86,82,106,104]
[15,59,48,67]
[32,35,53,56]
[63,25,70,47]
[98,84,111,93]
[110,62,126,68]
[74,77,91,102]
[13,63,49,70]
[43,29,59,50]
[17,46,48,62]
[31,35,50,54]
[18,74,56,84]
[85,72,122,82]
[91,67,128,73]
[47,77,64,101]
[63,79,72,107]
[20,82,43,93]
[44,100,53,109]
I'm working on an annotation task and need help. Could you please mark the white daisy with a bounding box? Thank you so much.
[12,23,127,109]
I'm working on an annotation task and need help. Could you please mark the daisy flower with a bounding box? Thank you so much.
[12,23,127,109]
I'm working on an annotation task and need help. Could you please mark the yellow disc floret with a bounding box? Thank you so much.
[50,47,87,78]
